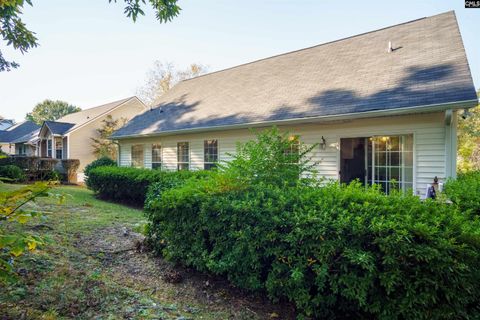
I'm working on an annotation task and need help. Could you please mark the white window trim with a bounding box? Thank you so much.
[336,131,417,194]
[151,143,163,169]
[177,141,190,171]
[131,144,145,168]
[203,139,219,170]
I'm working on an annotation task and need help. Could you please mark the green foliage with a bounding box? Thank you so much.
[1,0,180,71]
[25,99,81,124]
[87,166,209,206]
[90,115,126,160]
[0,182,51,282]
[0,165,26,182]
[61,159,80,183]
[219,126,317,187]
[457,92,480,173]
[444,170,480,216]
[145,128,480,319]
[0,157,60,182]
[0,0,37,71]
[84,156,117,178]
[109,0,181,23]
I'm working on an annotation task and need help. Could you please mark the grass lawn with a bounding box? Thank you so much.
[0,183,293,320]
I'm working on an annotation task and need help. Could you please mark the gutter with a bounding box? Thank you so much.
[110,99,478,140]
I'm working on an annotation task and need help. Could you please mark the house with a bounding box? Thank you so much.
[35,96,147,180]
[111,11,477,197]
[0,121,41,155]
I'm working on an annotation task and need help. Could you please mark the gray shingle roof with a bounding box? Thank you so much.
[44,121,75,135]
[10,129,40,144]
[58,97,136,133]
[112,11,477,139]
[0,121,41,143]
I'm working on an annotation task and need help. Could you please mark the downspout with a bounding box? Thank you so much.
[113,140,121,166]
[444,109,457,179]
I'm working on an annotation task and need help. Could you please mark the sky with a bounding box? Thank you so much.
[0,0,479,122]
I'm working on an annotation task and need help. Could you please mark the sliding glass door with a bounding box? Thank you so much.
[366,135,414,193]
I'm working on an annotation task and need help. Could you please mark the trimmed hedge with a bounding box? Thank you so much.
[84,156,117,178]
[86,166,210,206]
[0,156,59,181]
[444,170,480,216]
[145,178,480,319]
[0,165,26,182]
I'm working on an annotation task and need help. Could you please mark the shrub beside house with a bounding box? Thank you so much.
[138,128,480,319]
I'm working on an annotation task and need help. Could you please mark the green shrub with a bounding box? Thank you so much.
[84,156,117,178]
[444,170,480,216]
[87,166,210,206]
[148,179,480,319]
[145,128,480,319]
[0,165,26,183]
[41,170,61,182]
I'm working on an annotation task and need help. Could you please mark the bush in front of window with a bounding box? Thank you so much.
[145,128,480,319]
[86,166,210,206]
[0,165,26,183]
[444,170,480,216]
[84,156,117,178]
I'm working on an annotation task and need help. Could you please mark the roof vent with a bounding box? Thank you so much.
[387,41,393,53]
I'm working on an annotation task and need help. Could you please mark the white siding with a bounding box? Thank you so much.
[117,112,451,197]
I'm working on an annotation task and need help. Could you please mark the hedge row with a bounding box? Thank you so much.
[86,166,210,206]
[145,176,480,319]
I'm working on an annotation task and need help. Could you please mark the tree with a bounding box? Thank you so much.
[457,91,480,173]
[90,115,127,160]
[137,62,207,107]
[25,99,81,124]
[0,0,181,72]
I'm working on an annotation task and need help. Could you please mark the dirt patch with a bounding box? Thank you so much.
[77,225,296,319]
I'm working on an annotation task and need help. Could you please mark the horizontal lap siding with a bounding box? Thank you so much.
[117,112,448,197]
[69,99,146,172]
[415,126,446,193]
[119,143,132,167]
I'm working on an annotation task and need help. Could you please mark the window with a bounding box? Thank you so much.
[152,144,162,169]
[284,136,300,163]
[17,144,26,155]
[47,139,52,158]
[177,142,189,171]
[367,135,413,193]
[204,139,218,170]
[131,144,144,168]
[55,138,62,159]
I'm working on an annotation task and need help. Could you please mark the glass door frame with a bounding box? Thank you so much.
[337,133,415,194]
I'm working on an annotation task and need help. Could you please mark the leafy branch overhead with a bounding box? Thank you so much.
[0,0,181,72]
[109,0,181,23]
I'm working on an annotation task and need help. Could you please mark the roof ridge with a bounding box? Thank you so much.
[44,120,75,125]
[181,11,454,83]
[61,96,135,119]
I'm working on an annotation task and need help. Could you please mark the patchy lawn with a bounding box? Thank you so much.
[0,184,295,320]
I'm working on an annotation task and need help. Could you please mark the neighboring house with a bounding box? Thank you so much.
[111,11,478,197]
[35,97,146,180]
[0,121,41,155]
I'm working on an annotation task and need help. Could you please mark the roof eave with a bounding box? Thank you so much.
[110,99,478,140]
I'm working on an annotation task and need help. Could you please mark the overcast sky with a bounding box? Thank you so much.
[0,0,478,122]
